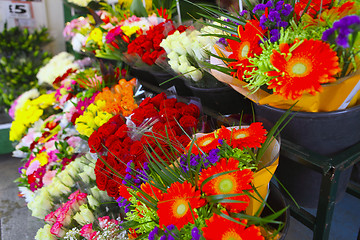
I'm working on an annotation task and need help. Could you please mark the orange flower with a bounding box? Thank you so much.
[95,78,138,116]
[202,213,264,240]
[157,181,205,229]
[230,122,267,150]
[192,133,220,154]
[137,182,163,202]
[228,20,267,80]
[266,39,341,100]
[198,158,253,213]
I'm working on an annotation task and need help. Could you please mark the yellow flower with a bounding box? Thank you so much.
[87,28,103,47]
[121,25,140,37]
[35,152,49,166]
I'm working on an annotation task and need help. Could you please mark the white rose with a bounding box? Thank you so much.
[58,171,75,187]
[47,178,71,197]
[187,66,203,81]
[87,195,100,209]
[79,205,95,224]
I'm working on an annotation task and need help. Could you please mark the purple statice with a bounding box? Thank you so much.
[116,196,131,213]
[148,226,159,240]
[322,15,360,48]
[205,148,220,164]
[179,154,201,173]
[218,37,228,47]
[240,9,248,16]
[253,0,293,42]
[191,227,201,240]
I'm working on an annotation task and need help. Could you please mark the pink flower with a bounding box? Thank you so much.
[26,160,40,176]
[43,170,57,186]
[67,136,81,148]
[98,216,118,229]
[56,210,72,226]
[80,223,97,240]
[50,222,66,238]
[45,211,57,225]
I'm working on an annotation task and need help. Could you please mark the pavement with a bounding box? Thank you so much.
[0,152,359,240]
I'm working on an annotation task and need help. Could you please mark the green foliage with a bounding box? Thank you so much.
[0,23,52,112]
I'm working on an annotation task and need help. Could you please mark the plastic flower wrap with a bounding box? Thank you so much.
[203,0,360,112]
[36,52,79,86]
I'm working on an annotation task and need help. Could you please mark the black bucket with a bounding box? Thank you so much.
[254,104,360,208]
[262,183,290,240]
[187,84,252,115]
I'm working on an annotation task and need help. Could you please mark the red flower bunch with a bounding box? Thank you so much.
[127,20,189,65]
[90,93,200,199]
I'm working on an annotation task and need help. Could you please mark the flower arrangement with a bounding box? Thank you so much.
[89,92,200,200]
[9,92,56,141]
[200,0,360,112]
[75,77,138,137]
[159,25,224,88]
[106,118,285,239]
[37,52,80,86]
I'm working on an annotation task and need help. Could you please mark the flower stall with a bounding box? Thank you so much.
[3,0,360,239]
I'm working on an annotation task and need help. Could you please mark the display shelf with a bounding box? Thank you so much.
[280,139,360,240]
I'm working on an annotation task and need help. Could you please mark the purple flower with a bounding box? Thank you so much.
[126,161,133,173]
[159,235,167,240]
[322,15,360,48]
[269,11,281,22]
[191,227,201,240]
[253,3,266,13]
[240,10,248,16]
[279,21,289,28]
[260,15,268,29]
[149,227,159,240]
[206,148,220,164]
[275,1,284,11]
[281,4,293,16]
[270,29,280,42]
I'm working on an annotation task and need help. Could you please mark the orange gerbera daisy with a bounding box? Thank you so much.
[217,125,232,141]
[230,122,267,150]
[198,158,253,212]
[266,39,341,100]
[157,181,206,230]
[202,213,264,240]
[228,20,267,81]
[195,133,220,154]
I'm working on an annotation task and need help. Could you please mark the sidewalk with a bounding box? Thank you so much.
[0,153,43,240]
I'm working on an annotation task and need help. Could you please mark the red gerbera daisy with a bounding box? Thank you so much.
[137,182,163,202]
[157,181,205,229]
[193,133,220,154]
[227,20,267,80]
[217,125,232,141]
[198,158,253,212]
[266,39,341,100]
[202,213,264,240]
[230,122,267,150]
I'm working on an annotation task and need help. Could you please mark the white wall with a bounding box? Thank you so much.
[0,0,66,54]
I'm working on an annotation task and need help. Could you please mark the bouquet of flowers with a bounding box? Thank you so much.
[89,92,201,199]
[199,0,360,112]
[102,115,286,240]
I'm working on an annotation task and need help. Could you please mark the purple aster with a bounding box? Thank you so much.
[260,15,268,29]
[159,235,167,240]
[281,4,293,16]
[279,21,289,28]
[218,37,228,46]
[191,227,201,240]
[275,1,284,11]
[322,28,336,41]
[206,148,220,164]
[126,161,133,173]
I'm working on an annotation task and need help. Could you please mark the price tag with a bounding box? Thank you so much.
[6,2,32,19]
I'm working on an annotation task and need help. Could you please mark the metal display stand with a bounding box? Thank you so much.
[278,139,360,240]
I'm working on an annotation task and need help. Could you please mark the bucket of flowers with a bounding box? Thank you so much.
[102,108,292,239]
[193,0,360,207]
